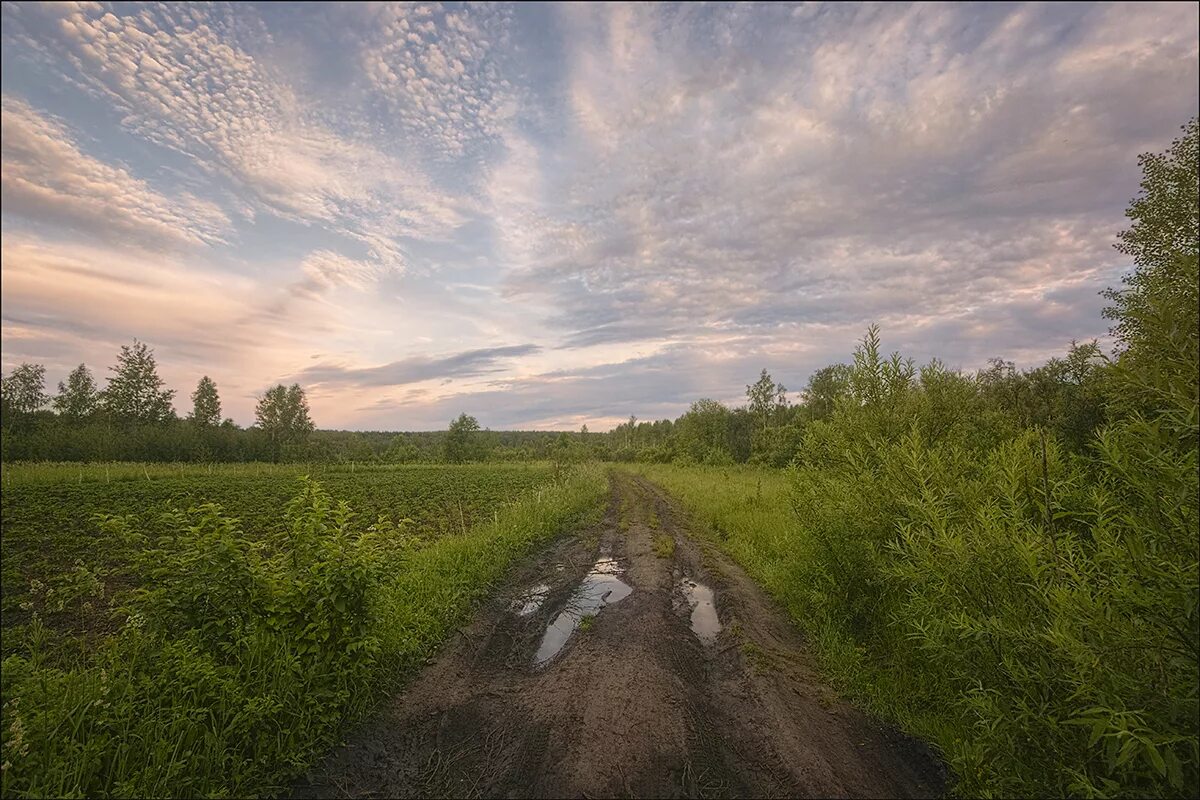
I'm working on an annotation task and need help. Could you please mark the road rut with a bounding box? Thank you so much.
[293,473,946,799]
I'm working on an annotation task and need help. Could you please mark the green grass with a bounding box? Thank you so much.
[629,460,1199,798]
[0,463,609,798]
[1,462,555,646]
[652,534,675,558]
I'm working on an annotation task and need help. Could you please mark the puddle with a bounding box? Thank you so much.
[678,577,721,645]
[533,557,632,667]
[512,583,550,616]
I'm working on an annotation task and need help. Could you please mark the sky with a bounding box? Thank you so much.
[1,2,1197,431]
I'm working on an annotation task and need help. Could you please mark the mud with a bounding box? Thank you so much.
[292,474,947,799]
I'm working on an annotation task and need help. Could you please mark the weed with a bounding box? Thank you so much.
[0,465,609,798]
[652,534,676,559]
[740,640,770,673]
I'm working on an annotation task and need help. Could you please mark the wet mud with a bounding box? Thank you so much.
[292,474,947,799]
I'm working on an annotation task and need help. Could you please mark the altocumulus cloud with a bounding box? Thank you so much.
[1,2,1197,429]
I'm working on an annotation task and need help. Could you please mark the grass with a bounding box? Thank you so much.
[628,459,1199,798]
[1,462,556,647]
[0,463,609,798]
[652,534,675,558]
[617,496,632,533]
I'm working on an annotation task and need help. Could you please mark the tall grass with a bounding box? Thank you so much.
[633,340,1198,798]
[1,464,608,798]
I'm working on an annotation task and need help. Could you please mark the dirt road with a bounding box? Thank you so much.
[293,474,946,799]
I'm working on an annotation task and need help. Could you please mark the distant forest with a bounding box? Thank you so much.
[0,330,1113,468]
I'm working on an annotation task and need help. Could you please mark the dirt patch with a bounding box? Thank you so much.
[292,474,947,799]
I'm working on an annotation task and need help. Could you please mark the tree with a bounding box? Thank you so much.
[103,340,176,424]
[255,383,315,459]
[444,413,480,463]
[1,363,49,424]
[53,364,100,421]
[803,363,853,420]
[746,368,788,432]
[675,398,732,464]
[1103,117,1198,416]
[188,376,222,426]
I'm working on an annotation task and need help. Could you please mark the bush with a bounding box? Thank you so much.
[1,466,608,798]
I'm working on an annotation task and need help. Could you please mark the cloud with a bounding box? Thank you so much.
[1,95,231,248]
[0,232,356,421]
[2,2,1197,430]
[499,1,1197,357]
[3,2,467,277]
[292,344,543,389]
[352,2,517,159]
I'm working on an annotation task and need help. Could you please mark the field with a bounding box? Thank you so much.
[1,461,554,643]
[0,461,608,798]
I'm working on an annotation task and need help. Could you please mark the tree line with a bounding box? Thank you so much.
[0,336,1121,467]
[1,341,313,463]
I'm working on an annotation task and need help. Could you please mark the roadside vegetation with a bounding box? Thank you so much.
[636,122,1199,798]
[0,464,607,797]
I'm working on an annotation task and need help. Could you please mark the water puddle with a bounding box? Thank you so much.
[677,577,721,645]
[533,556,632,667]
[512,583,550,616]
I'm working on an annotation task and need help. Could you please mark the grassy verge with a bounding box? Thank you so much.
[627,463,956,775]
[1,464,608,798]
[630,460,1198,798]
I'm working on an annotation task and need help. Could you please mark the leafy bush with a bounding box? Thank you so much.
[1,466,607,798]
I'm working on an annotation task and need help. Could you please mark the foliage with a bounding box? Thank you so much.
[0,465,608,798]
[0,364,48,426]
[188,376,222,428]
[443,412,481,463]
[53,365,100,422]
[254,384,314,461]
[102,341,176,425]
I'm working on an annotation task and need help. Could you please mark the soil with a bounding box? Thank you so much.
[291,474,947,799]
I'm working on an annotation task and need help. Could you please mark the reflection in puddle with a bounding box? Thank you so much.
[513,584,550,616]
[533,557,632,667]
[678,577,721,645]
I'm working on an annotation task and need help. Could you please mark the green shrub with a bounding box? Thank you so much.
[1,466,607,798]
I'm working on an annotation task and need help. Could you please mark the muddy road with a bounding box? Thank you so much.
[293,474,946,799]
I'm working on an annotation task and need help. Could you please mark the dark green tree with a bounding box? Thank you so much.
[188,376,222,426]
[1,363,49,426]
[1103,116,1198,417]
[444,413,480,463]
[746,368,788,433]
[803,363,853,420]
[53,364,100,421]
[103,341,176,424]
[675,398,732,464]
[254,383,314,459]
